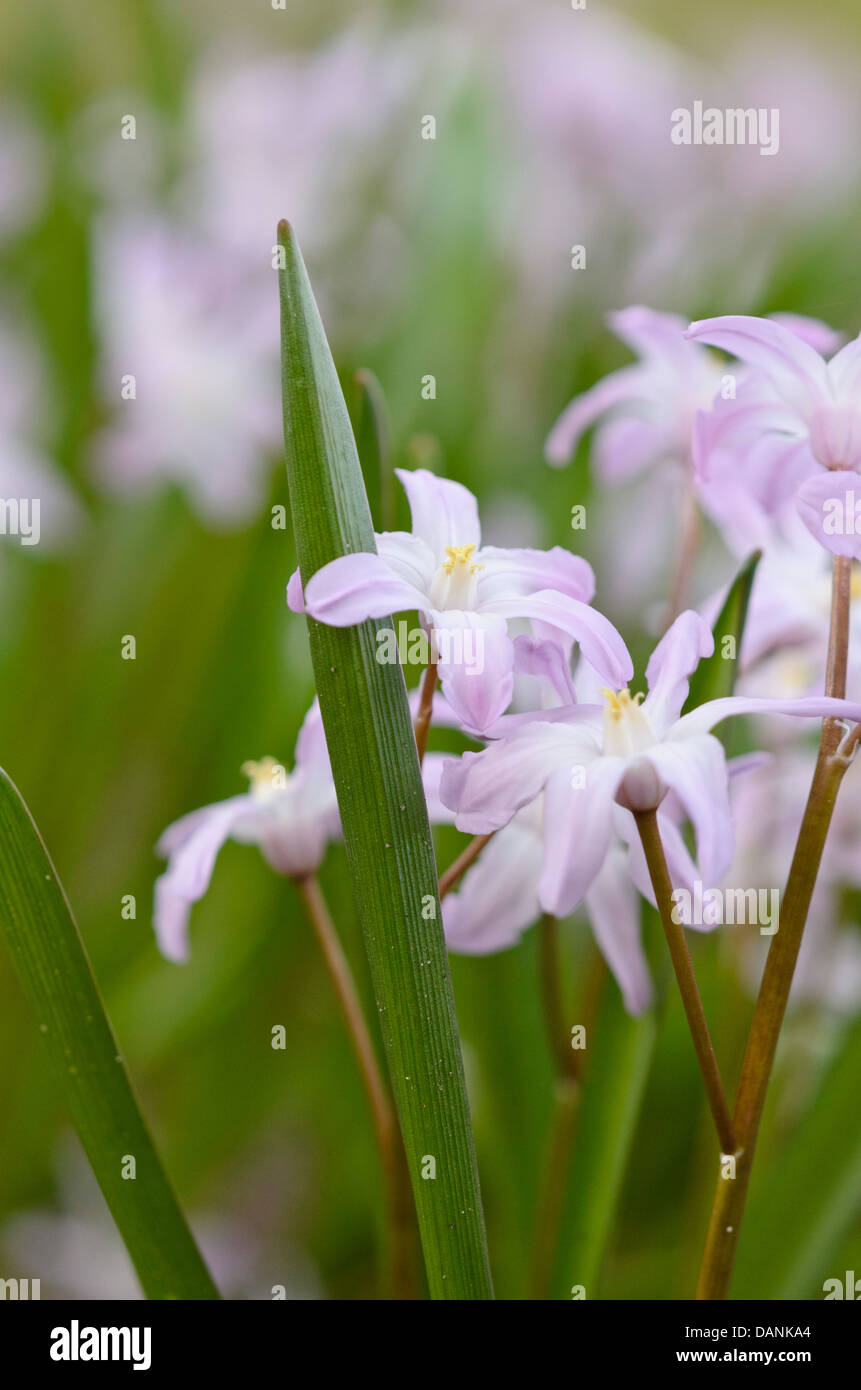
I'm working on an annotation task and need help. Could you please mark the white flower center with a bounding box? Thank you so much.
[429,544,483,609]
[601,688,655,757]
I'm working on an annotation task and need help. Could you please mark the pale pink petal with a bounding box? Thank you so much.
[825,333,861,398]
[645,735,733,885]
[303,551,427,625]
[394,467,480,556]
[512,634,578,705]
[593,415,667,484]
[476,544,595,603]
[685,315,829,418]
[770,312,844,358]
[375,530,436,593]
[479,589,633,689]
[154,795,255,962]
[673,693,861,740]
[644,610,714,735]
[537,759,625,914]
[443,820,543,955]
[584,847,653,1014]
[440,722,599,835]
[286,567,305,613]
[430,610,514,734]
[796,470,861,558]
[545,365,651,466]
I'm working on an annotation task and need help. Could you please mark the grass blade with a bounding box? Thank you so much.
[0,769,219,1299]
[277,220,493,1299]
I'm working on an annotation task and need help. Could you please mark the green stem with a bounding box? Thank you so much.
[634,808,736,1156]
[294,874,419,1299]
[697,554,854,1299]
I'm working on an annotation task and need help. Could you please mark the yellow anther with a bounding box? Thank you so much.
[241,756,288,792]
[442,544,483,576]
[600,687,644,719]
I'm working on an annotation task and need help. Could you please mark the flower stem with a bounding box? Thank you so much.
[634,808,736,1156]
[414,661,438,765]
[666,484,701,627]
[294,873,419,1298]
[696,554,854,1299]
[439,832,495,899]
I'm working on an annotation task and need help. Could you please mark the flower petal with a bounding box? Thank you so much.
[428,610,514,733]
[796,469,861,559]
[440,721,600,834]
[584,846,653,1015]
[537,759,625,915]
[645,735,733,884]
[154,795,255,962]
[443,819,543,955]
[395,466,480,556]
[544,365,651,466]
[644,609,714,735]
[476,544,595,604]
[672,692,861,740]
[376,530,437,593]
[480,590,633,689]
[685,315,829,419]
[303,551,427,625]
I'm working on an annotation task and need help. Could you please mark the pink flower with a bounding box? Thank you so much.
[686,314,861,557]
[440,610,861,928]
[288,468,632,734]
[153,702,339,962]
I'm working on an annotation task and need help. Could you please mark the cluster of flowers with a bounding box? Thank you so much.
[155,310,861,1017]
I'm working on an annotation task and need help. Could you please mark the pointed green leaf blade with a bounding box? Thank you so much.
[684,549,761,711]
[0,768,219,1300]
[277,221,493,1300]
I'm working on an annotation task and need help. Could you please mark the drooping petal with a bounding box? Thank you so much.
[644,609,714,736]
[421,753,458,825]
[476,544,595,604]
[429,609,514,734]
[584,846,653,1015]
[512,633,578,705]
[685,315,829,419]
[479,589,633,689]
[395,466,480,556]
[440,721,600,834]
[302,550,428,625]
[796,470,861,558]
[154,795,255,961]
[443,818,543,955]
[537,758,625,915]
[545,365,651,466]
[645,735,733,884]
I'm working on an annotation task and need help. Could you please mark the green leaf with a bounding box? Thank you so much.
[0,769,219,1300]
[549,974,657,1299]
[733,1013,861,1298]
[684,549,761,711]
[277,221,493,1300]
[350,367,395,532]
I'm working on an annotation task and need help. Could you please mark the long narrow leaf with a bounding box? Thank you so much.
[0,769,219,1300]
[277,220,493,1300]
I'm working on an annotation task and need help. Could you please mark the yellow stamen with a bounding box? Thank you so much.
[442,544,483,576]
[241,756,288,792]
